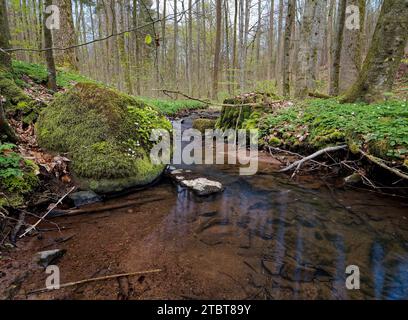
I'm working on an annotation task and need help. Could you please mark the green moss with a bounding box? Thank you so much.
[36,82,171,193]
[0,72,30,108]
[136,96,207,115]
[11,60,96,88]
[192,118,216,133]
[257,99,408,163]
[0,143,39,208]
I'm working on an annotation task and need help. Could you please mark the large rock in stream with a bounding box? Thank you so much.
[166,168,224,196]
[36,83,172,193]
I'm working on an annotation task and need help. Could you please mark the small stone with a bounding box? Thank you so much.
[34,249,66,268]
[344,173,361,185]
[68,191,102,207]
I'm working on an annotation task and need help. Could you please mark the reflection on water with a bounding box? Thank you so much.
[127,117,408,299]
[135,159,408,299]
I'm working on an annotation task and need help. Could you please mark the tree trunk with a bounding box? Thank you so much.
[43,0,57,91]
[267,0,275,80]
[329,0,347,96]
[231,0,238,93]
[295,0,324,97]
[282,0,295,97]
[212,0,222,99]
[275,0,283,81]
[173,0,178,85]
[53,0,79,71]
[342,0,408,103]
[339,0,365,93]
[0,0,12,70]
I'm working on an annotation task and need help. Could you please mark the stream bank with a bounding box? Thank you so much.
[1,115,408,300]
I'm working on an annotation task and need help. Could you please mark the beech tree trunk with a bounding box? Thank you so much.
[43,0,57,91]
[53,0,79,70]
[329,0,347,96]
[342,0,408,103]
[212,0,222,99]
[282,0,295,97]
[0,0,11,70]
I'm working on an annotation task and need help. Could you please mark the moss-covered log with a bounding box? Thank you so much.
[216,93,278,129]
[341,0,408,103]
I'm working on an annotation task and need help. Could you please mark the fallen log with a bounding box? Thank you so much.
[279,145,347,173]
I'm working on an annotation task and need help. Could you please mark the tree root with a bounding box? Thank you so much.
[279,145,347,173]
[359,149,408,181]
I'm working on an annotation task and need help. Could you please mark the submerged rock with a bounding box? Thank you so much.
[166,168,224,196]
[36,83,172,193]
[180,178,223,196]
[68,190,102,207]
[34,249,66,268]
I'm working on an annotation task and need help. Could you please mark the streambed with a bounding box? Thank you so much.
[2,117,408,300]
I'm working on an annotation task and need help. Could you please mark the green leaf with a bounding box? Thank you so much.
[145,34,152,45]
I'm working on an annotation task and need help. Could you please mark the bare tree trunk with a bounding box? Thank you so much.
[275,0,283,82]
[267,0,275,80]
[342,0,408,103]
[295,0,324,97]
[173,0,178,85]
[187,0,193,95]
[329,0,346,96]
[0,0,12,70]
[54,0,79,70]
[232,0,238,93]
[224,0,232,94]
[282,0,295,97]
[339,0,364,93]
[212,0,222,99]
[43,0,57,91]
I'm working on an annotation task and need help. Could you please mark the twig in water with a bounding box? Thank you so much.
[28,269,162,294]
[19,186,76,238]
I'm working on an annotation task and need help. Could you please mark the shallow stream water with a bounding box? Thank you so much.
[3,117,408,300]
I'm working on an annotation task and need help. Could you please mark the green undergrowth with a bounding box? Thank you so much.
[256,99,408,164]
[137,96,207,115]
[12,60,95,88]
[36,82,171,193]
[0,143,39,208]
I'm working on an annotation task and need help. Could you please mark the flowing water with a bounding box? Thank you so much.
[4,117,408,300]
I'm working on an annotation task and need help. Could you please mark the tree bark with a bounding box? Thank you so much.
[43,0,57,91]
[339,0,365,93]
[329,0,347,96]
[282,0,295,97]
[53,0,79,70]
[0,0,12,70]
[342,0,408,103]
[212,0,222,99]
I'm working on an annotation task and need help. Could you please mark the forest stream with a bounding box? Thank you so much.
[3,116,408,300]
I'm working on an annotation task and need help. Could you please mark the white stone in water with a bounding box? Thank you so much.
[180,178,223,196]
[170,169,184,175]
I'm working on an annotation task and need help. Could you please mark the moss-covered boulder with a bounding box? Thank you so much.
[192,118,216,133]
[36,82,172,193]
